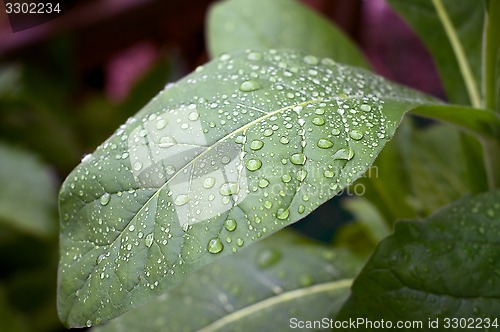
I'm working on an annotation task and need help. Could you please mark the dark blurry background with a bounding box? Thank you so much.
[0,1,443,331]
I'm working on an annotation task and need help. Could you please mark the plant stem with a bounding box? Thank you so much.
[431,0,482,108]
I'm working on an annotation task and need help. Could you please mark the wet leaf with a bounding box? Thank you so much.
[58,49,431,327]
[0,143,56,237]
[338,190,500,326]
[207,0,369,68]
[94,231,362,332]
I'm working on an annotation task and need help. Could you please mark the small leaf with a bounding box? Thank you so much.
[207,0,369,68]
[0,143,56,237]
[342,198,391,244]
[58,49,431,327]
[338,189,500,324]
[93,231,362,332]
[387,0,484,106]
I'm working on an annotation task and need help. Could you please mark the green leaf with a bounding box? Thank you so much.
[399,121,486,216]
[337,189,500,325]
[387,0,484,107]
[207,0,369,68]
[58,49,431,327]
[93,231,362,332]
[484,0,500,112]
[0,143,56,238]
[410,104,500,140]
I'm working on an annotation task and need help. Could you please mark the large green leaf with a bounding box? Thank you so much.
[94,231,362,332]
[207,0,369,68]
[337,190,500,326]
[387,0,484,107]
[58,49,431,327]
[0,143,56,237]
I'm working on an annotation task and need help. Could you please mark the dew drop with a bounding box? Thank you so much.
[281,174,292,183]
[280,136,290,144]
[235,135,246,144]
[240,80,262,92]
[156,118,167,130]
[295,169,307,181]
[188,110,200,121]
[349,129,364,140]
[207,238,223,254]
[290,153,306,165]
[203,177,216,189]
[250,140,264,150]
[317,138,333,149]
[258,178,270,188]
[246,158,262,171]
[219,182,239,196]
[324,170,335,178]
[312,117,325,126]
[360,104,372,112]
[165,165,176,175]
[145,233,154,248]
[298,205,305,214]
[263,128,273,137]
[264,200,273,209]
[133,161,143,171]
[331,128,341,136]
[333,148,355,160]
[174,194,190,206]
[128,225,135,232]
[247,52,262,61]
[276,208,290,220]
[303,55,319,65]
[100,193,111,206]
[159,136,177,148]
[236,238,244,246]
[225,219,237,232]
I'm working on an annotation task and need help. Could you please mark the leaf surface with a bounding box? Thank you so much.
[94,231,362,332]
[207,0,369,68]
[58,49,431,327]
[338,190,500,326]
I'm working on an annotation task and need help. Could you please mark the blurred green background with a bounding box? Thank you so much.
[0,0,447,330]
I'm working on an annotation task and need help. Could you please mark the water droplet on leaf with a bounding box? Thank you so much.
[317,138,333,149]
[240,80,262,92]
[246,158,262,171]
[290,153,306,165]
[207,238,223,254]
